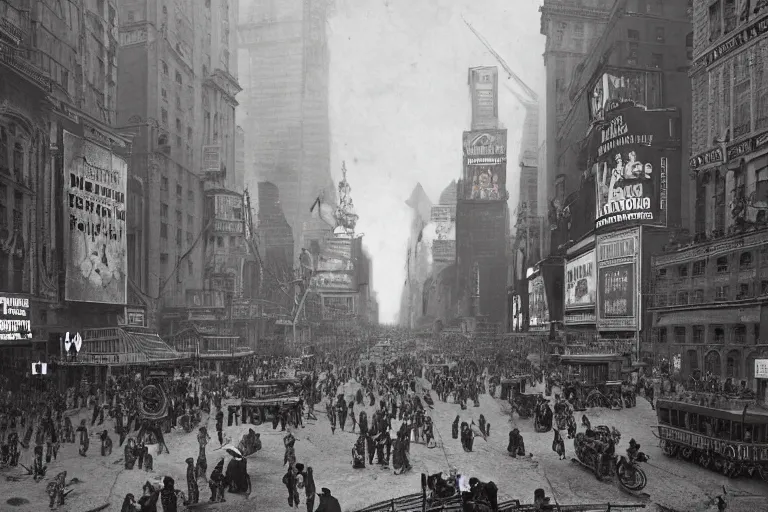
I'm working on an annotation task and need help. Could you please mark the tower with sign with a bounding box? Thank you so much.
[456,67,510,328]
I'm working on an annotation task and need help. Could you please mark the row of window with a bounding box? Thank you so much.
[657,323,759,344]
[656,280,768,306]
[657,247,768,280]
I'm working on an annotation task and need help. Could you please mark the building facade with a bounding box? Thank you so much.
[116,0,241,331]
[0,0,153,385]
[648,0,768,387]
[529,0,692,361]
[237,0,336,262]
[539,0,612,257]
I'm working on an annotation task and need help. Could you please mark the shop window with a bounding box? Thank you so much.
[674,327,686,344]
[657,327,667,344]
[716,256,729,273]
[677,291,689,304]
[734,325,747,344]
[693,260,706,276]
[714,327,725,343]
[678,264,689,277]
[693,325,705,344]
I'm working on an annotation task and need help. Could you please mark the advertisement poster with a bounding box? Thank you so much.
[565,250,596,309]
[312,271,357,291]
[589,106,671,229]
[596,228,640,331]
[528,275,549,328]
[463,130,507,201]
[325,237,353,261]
[63,131,127,304]
[598,264,634,318]
[316,255,354,272]
[0,295,32,342]
[469,66,499,130]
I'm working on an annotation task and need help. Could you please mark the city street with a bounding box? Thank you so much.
[2,380,766,511]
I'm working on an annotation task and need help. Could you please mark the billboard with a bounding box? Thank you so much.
[432,240,456,262]
[325,237,353,261]
[528,275,549,328]
[316,255,353,272]
[311,271,357,291]
[203,145,221,174]
[462,129,507,201]
[589,106,671,230]
[63,131,127,304]
[565,250,596,310]
[469,66,499,130]
[0,295,32,342]
[596,228,640,331]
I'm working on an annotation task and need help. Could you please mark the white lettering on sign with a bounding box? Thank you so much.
[599,238,636,261]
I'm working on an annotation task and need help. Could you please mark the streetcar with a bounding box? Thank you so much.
[655,397,768,481]
[558,354,629,408]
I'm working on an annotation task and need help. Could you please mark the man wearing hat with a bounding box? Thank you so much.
[185,457,199,504]
[315,487,341,512]
[160,476,180,512]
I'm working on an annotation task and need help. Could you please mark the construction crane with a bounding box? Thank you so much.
[463,17,539,168]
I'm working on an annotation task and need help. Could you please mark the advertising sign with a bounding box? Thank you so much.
[431,205,455,224]
[596,228,641,331]
[325,237,353,261]
[0,295,32,342]
[312,271,357,291]
[316,255,353,272]
[589,106,671,230]
[203,145,221,174]
[755,359,768,379]
[462,130,507,201]
[469,66,499,130]
[62,131,127,304]
[528,275,549,328]
[565,250,596,310]
[432,240,456,262]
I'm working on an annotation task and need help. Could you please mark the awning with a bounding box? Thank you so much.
[656,306,761,327]
[120,328,182,362]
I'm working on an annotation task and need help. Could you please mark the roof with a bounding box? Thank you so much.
[120,328,182,362]
[559,354,625,364]
[656,399,768,424]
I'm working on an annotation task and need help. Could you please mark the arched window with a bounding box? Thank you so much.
[705,350,721,376]
[726,349,741,378]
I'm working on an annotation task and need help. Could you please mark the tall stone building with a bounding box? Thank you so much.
[117,0,241,331]
[649,0,768,394]
[0,0,138,380]
[539,0,612,257]
[237,0,336,263]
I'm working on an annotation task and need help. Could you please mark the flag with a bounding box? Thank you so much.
[310,195,337,228]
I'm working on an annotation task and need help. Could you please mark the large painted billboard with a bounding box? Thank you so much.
[462,129,507,201]
[63,131,127,304]
[596,228,640,331]
[565,250,596,309]
[469,66,499,130]
[589,106,671,230]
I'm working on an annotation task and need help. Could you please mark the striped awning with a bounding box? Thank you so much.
[120,329,182,362]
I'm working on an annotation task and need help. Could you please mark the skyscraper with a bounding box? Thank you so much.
[237,0,336,262]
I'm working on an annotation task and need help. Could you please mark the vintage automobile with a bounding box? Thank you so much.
[655,397,768,480]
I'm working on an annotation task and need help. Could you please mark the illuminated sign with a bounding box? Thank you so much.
[528,275,549,328]
[589,106,672,230]
[0,296,32,341]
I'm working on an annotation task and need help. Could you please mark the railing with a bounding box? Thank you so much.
[565,340,634,355]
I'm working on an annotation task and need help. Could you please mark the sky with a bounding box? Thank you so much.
[326,0,546,324]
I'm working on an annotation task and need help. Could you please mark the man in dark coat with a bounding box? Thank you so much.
[315,488,342,512]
